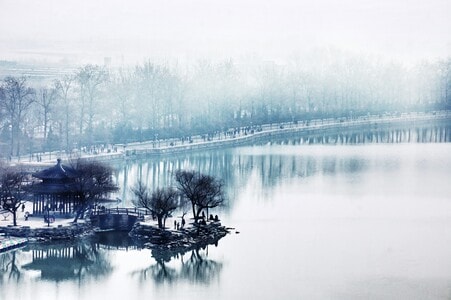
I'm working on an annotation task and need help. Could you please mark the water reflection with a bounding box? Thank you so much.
[0,233,138,284]
[132,246,222,286]
[180,248,222,285]
[0,231,224,288]
[21,239,113,282]
[94,231,137,250]
[0,144,450,299]
[0,251,22,284]
[113,146,374,207]
[136,256,177,284]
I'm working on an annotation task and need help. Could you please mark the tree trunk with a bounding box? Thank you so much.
[16,136,21,157]
[44,112,48,143]
[10,126,14,158]
[65,106,70,151]
[157,215,163,229]
[196,207,203,222]
[73,211,80,223]
[191,202,196,222]
[13,211,17,226]
[73,203,85,223]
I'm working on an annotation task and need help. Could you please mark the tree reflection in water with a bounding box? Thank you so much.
[132,245,223,285]
[1,232,224,287]
[180,247,222,285]
[0,251,22,284]
[0,237,114,283]
[140,257,178,284]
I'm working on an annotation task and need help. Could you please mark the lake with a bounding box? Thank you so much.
[1,143,451,300]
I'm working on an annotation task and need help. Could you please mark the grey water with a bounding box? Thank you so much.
[1,144,451,300]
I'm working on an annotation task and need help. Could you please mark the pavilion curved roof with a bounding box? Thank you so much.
[28,182,76,194]
[33,159,79,180]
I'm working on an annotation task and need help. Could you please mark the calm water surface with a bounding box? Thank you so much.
[1,144,451,300]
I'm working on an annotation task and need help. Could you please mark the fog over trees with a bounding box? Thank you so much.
[0,52,450,157]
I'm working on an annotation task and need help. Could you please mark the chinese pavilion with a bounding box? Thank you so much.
[30,159,80,217]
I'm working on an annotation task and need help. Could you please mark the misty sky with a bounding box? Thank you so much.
[0,0,449,65]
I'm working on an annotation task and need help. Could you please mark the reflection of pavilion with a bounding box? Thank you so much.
[21,240,112,281]
[22,245,94,280]
[20,233,138,282]
[29,159,80,217]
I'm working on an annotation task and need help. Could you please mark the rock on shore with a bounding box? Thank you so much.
[0,222,93,241]
[129,221,229,260]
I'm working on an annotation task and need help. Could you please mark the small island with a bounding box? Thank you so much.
[130,220,230,260]
[127,169,231,257]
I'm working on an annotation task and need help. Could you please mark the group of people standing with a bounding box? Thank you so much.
[173,212,221,230]
[174,217,186,230]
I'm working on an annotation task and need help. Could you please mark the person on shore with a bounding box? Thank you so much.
[174,220,177,229]
[181,217,186,228]
[21,203,25,212]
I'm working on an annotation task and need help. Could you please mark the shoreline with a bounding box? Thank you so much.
[0,236,28,252]
[0,221,93,242]
[0,218,231,259]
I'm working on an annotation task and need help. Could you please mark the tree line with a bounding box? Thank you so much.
[0,53,450,158]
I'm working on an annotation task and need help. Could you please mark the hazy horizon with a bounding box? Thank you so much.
[1,0,450,66]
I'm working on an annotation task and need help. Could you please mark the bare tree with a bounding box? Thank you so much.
[0,166,30,226]
[0,87,6,134]
[54,75,74,152]
[0,77,35,157]
[132,180,179,229]
[70,159,118,223]
[37,87,57,147]
[108,70,134,143]
[438,58,451,105]
[75,65,108,146]
[175,170,225,222]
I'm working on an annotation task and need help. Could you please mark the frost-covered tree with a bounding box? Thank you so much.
[0,165,30,226]
[132,181,179,229]
[0,76,35,157]
[75,65,108,145]
[70,159,118,223]
[175,170,225,222]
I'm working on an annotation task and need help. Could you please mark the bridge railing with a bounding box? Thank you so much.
[91,207,151,218]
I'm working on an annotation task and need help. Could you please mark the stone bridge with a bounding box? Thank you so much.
[90,207,150,232]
